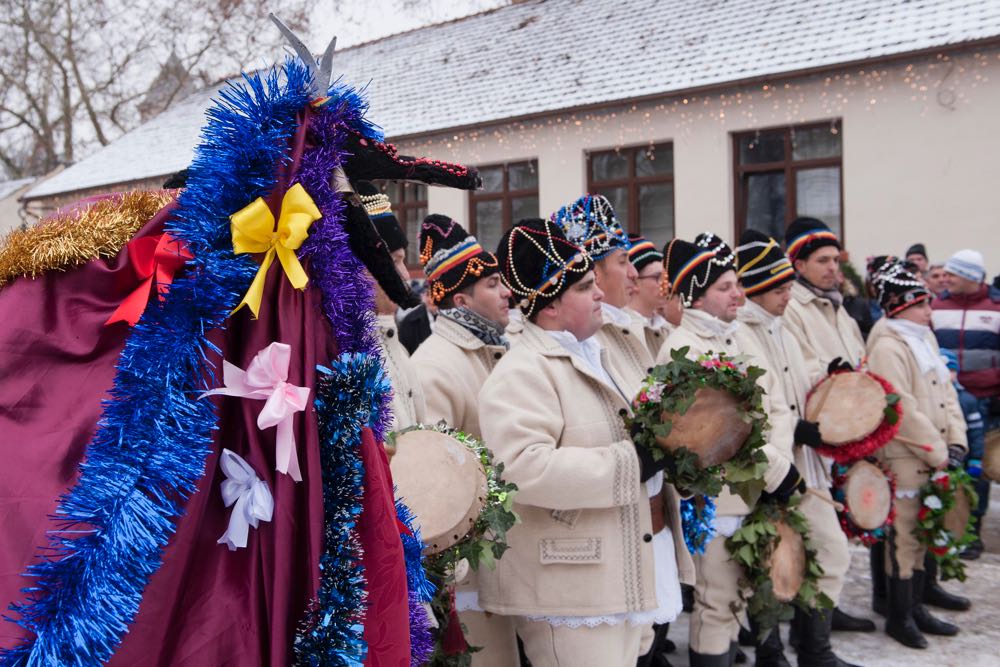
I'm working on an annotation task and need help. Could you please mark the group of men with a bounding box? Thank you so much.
[357,180,993,667]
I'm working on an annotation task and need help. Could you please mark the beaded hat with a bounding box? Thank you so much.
[355,180,407,252]
[627,234,662,273]
[785,217,840,263]
[497,218,593,317]
[876,259,932,316]
[735,229,795,296]
[663,234,736,308]
[550,194,630,261]
[418,214,499,305]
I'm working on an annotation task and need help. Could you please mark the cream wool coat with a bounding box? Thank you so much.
[411,315,507,438]
[477,320,693,617]
[866,321,968,491]
[626,307,672,361]
[657,309,794,516]
[783,281,865,379]
[737,300,830,488]
[377,314,426,432]
[596,305,656,388]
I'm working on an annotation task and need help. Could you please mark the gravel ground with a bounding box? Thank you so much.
[663,483,1000,667]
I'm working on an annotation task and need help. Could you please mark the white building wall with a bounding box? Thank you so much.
[399,48,1000,275]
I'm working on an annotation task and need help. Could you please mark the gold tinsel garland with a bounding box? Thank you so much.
[0,190,176,287]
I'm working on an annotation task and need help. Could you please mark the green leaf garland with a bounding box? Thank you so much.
[915,468,978,581]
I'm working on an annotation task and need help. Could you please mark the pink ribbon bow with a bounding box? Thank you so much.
[217,449,274,551]
[201,342,310,481]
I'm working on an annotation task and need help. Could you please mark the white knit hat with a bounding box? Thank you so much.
[944,249,986,283]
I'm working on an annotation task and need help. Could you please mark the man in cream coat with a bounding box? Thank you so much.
[658,235,803,667]
[735,230,858,667]
[780,217,877,635]
[357,181,426,432]
[625,234,673,359]
[552,199,691,665]
[478,218,692,667]
[410,214,517,665]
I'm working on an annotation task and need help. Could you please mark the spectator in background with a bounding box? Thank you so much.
[925,264,948,297]
[906,243,929,275]
[931,248,1000,560]
[398,279,437,354]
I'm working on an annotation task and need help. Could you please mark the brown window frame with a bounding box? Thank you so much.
[373,179,428,272]
[467,159,539,240]
[585,142,675,238]
[732,120,844,243]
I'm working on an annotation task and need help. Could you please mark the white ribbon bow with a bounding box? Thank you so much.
[217,449,274,551]
[201,342,310,481]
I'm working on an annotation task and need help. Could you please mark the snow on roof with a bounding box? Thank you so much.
[26,0,1000,199]
[0,177,36,200]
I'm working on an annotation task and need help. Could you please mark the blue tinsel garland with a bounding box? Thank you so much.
[395,497,436,666]
[294,352,388,666]
[680,496,717,555]
[0,62,312,666]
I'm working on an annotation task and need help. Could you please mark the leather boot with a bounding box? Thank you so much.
[831,607,875,633]
[921,556,970,611]
[870,541,887,616]
[689,647,733,666]
[638,623,674,667]
[750,616,790,667]
[885,575,927,649]
[911,570,959,636]
[794,607,862,667]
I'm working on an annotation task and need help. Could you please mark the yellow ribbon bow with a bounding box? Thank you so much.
[230,182,321,318]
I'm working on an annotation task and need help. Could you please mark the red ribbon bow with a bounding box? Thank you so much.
[105,232,191,326]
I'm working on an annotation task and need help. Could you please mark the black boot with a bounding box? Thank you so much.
[734,643,748,664]
[638,623,674,667]
[885,575,927,649]
[794,607,861,667]
[689,647,733,666]
[870,541,887,616]
[830,607,875,633]
[921,556,971,611]
[911,570,960,636]
[754,626,791,667]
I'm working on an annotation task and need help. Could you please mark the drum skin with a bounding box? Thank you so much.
[843,460,892,531]
[390,429,488,554]
[805,372,887,446]
[769,521,806,603]
[656,388,752,468]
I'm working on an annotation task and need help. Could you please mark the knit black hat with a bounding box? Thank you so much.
[785,217,841,263]
[497,218,593,317]
[663,234,736,308]
[627,234,662,273]
[877,260,932,316]
[355,180,407,253]
[418,214,499,305]
[735,229,795,296]
[905,243,927,260]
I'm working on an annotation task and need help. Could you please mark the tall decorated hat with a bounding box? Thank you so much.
[627,233,663,273]
[497,218,592,317]
[784,217,840,263]
[663,234,735,307]
[735,229,795,296]
[550,194,630,261]
[355,180,408,252]
[418,214,499,305]
[877,259,932,316]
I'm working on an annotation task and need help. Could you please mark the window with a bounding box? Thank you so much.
[733,121,843,242]
[468,160,539,256]
[375,180,427,268]
[586,143,675,251]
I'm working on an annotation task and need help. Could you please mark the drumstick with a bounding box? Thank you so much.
[893,434,934,453]
[805,487,845,512]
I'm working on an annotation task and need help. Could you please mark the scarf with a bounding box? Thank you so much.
[798,276,843,308]
[682,307,740,340]
[439,306,509,349]
[886,318,950,384]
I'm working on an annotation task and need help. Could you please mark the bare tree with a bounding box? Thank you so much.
[0,0,317,179]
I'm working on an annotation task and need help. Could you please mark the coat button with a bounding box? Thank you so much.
[940,428,946,433]
[654,331,661,338]
[646,368,654,374]
[386,329,395,338]
[619,408,628,417]
[932,379,937,385]
[408,389,413,398]
[726,339,732,345]
[790,404,796,411]
[494,352,503,360]
[622,329,630,335]
[940,403,945,408]
[643,533,653,543]
[784,366,789,372]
